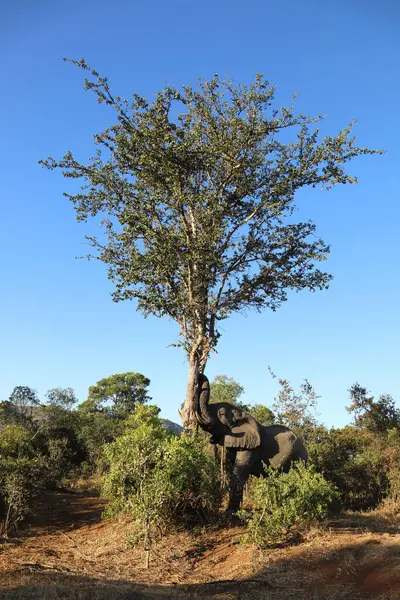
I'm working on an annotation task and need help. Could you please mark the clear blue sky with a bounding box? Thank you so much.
[1,0,399,427]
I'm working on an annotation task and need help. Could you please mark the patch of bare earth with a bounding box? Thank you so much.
[1,492,400,599]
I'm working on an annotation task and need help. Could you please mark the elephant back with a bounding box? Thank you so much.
[260,424,307,471]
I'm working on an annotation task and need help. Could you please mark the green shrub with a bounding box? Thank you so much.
[0,457,47,534]
[149,433,221,524]
[0,425,34,458]
[308,426,388,510]
[103,405,221,540]
[243,462,338,546]
[384,429,400,505]
[102,405,168,515]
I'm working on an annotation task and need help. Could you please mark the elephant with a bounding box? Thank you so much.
[195,373,308,512]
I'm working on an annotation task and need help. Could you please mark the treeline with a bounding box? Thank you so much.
[1,372,400,547]
[0,373,150,533]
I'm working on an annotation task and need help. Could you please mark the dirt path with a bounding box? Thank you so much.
[1,492,400,599]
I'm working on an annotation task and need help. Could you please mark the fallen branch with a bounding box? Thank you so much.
[60,531,94,562]
[20,562,72,573]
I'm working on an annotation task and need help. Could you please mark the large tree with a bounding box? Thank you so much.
[83,372,151,415]
[41,59,382,428]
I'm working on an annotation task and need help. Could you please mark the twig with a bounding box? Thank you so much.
[20,562,72,573]
[60,531,94,562]
[197,577,273,589]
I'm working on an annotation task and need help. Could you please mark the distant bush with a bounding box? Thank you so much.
[384,429,400,505]
[243,462,338,546]
[308,426,388,510]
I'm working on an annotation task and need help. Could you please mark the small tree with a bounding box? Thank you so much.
[85,372,151,415]
[45,387,77,409]
[41,60,383,428]
[248,404,275,426]
[8,386,40,423]
[209,375,244,405]
[9,386,39,409]
[347,383,400,433]
[271,373,319,434]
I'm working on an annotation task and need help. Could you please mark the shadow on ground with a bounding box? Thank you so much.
[20,491,106,537]
[2,537,400,600]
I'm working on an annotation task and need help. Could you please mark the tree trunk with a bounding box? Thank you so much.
[180,347,208,430]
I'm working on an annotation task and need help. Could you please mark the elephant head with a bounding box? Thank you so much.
[195,374,261,449]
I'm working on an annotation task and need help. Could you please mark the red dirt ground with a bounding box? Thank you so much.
[1,491,400,599]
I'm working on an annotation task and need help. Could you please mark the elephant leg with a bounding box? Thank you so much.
[227,450,255,513]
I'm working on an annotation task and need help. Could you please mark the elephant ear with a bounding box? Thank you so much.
[223,415,261,449]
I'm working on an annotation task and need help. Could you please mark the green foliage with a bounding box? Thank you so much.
[346,383,400,433]
[103,406,221,542]
[247,404,275,426]
[9,385,39,409]
[102,405,169,517]
[383,429,400,504]
[307,426,388,509]
[271,372,319,435]
[46,437,75,483]
[45,387,77,409]
[150,433,221,523]
[210,375,244,405]
[76,411,125,472]
[243,462,338,546]
[86,372,151,415]
[0,457,47,535]
[0,425,34,459]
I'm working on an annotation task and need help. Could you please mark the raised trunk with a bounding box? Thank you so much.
[197,373,211,427]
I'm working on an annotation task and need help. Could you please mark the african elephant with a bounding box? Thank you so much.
[195,373,308,512]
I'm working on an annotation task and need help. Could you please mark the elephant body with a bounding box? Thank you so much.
[195,374,308,511]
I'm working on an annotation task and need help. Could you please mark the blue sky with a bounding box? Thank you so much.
[1,0,399,427]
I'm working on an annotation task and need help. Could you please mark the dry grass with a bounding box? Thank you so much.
[1,491,400,599]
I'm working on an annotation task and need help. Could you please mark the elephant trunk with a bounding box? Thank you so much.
[195,373,212,428]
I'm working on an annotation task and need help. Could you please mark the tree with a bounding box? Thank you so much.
[248,403,275,426]
[45,387,77,409]
[9,386,39,409]
[84,372,151,415]
[41,59,383,428]
[209,375,244,405]
[271,375,319,434]
[346,383,400,433]
[8,386,40,422]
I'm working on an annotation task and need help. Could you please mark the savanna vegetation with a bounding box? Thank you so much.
[2,371,400,550]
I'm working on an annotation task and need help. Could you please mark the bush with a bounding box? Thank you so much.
[0,457,47,535]
[243,462,338,546]
[384,429,400,505]
[0,425,34,458]
[149,433,221,524]
[103,405,221,542]
[308,426,388,510]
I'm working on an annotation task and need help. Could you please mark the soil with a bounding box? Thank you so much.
[1,491,400,599]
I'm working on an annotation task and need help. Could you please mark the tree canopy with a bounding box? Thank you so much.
[346,383,400,433]
[82,372,151,415]
[210,375,244,405]
[41,60,383,427]
[45,387,77,409]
